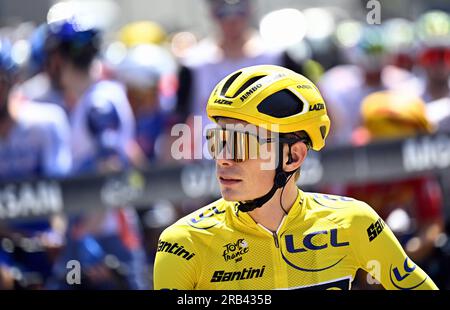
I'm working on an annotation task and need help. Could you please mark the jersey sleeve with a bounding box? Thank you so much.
[19,103,72,177]
[350,202,438,290]
[42,113,72,177]
[153,225,200,290]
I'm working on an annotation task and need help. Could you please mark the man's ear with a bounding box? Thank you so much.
[283,141,307,171]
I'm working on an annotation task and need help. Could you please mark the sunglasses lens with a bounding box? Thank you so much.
[206,128,231,160]
[206,128,262,161]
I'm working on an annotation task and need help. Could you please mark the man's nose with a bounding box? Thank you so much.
[216,158,235,167]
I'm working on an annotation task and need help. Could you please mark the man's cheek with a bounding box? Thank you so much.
[259,153,278,171]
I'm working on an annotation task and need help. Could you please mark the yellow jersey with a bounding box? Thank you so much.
[153,189,438,290]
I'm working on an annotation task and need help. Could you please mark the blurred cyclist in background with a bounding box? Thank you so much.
[382,18,423,91]
[119,20,167,48]
[48,100,149,289]
[415,10,450,132]
[383,18,416,73]
[116,20,179,120]
[40,19,137,167]
[0,38,20,290]
[176,0,311,148]
[320,23,422,146]
[115,43,179,164]
[16,23,66,109]
[114,43,182,283]
[319,24,388,145]
[0,37,71,289]
[416,10,450,103]
[348,91,446,288]
[26,17,149,290]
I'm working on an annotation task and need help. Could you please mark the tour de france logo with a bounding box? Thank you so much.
[223,239,249,263]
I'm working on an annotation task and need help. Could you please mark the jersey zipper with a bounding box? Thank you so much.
[272,231,279,248]
[257,217,288,288]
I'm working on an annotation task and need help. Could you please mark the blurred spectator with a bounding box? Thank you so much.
[301,7,342,71]
[118,20,179,112]
[382,18,424,91]
[384,18,416,72]
[319,24,388,145]
[16,23,67,109]
[416,10,450,102]
[29,18,149,290]
[119,21,167,48]
[319,23,422,145]
[176,0,311,136]
[115,43,179,164]
[0,37,71,289]
[49,100,149,290]
[34,18,138,169]
[114,43,182,282]
[347,91,446,288]
[415,10,450,132]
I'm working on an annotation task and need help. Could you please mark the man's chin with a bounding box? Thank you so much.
[220,189,246,202]
[221,189,262,202]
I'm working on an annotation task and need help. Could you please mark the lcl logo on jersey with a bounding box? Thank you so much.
[188,206,225,230]
[223,239,249,263]
[389,258,428,290]
[285,228,349,253]
[282,228,349,272]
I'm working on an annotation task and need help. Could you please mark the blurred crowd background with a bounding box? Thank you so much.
[1,0,450,290]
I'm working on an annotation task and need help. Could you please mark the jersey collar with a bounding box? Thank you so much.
[231,188,306,230]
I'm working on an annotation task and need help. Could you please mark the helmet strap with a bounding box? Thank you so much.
[237,142,296,212]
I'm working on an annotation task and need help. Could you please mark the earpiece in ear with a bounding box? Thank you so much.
[286,153,293,165]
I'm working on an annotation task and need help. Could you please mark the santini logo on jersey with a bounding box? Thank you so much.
[210,266,265,282]
[367,218,385,242]
[240,84,262,102]
[157,240,195,261]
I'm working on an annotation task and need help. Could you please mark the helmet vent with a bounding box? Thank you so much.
[320,125,327,139]
[231,75,266,98]
[257,89,304,118]
[221,71,242,96]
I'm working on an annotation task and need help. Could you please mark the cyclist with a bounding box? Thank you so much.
[414,10,450,133]
[415,10,450,103]
[33,17,148,290]
[154,64,438,290]
[0,37,71,289]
